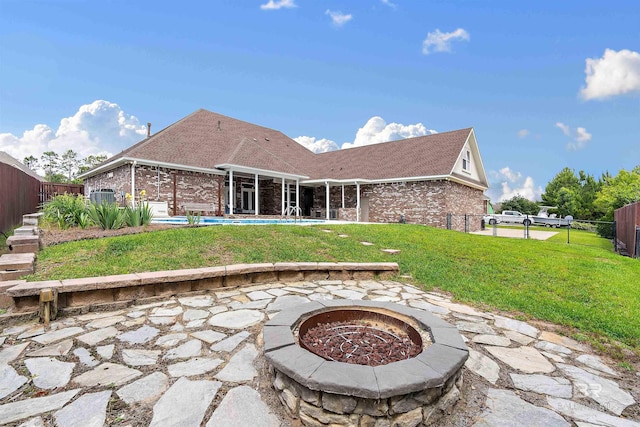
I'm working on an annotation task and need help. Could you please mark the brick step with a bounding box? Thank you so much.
[0,253,36,271]
[0,268,34,281]
[14,226,39,236]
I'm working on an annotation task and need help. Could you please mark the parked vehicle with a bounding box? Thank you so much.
[483,210,533,226]
[531,206,573,228]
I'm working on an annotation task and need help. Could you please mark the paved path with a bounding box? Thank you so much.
[0,280,638,426]
[471,228,559,240]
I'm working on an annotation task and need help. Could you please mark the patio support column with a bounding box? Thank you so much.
[341,185,345,209]
[229,170,234,215]
[287,182,291,213]
[281,179,285,215]
[254,173,259,216]
[295,180,300,216]
[356,181,361,223]
[325,182,330,220]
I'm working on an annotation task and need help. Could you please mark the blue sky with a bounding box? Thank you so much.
[1,0,638,202]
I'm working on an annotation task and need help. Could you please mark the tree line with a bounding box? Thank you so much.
[499,166,640,225]
[23,150,107,183]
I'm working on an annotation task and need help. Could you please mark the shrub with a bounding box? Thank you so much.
[42,194,89,229]
[186,211,201,225]
[124,203,154,227]
[89,203,124,230]
[570,221,597,232]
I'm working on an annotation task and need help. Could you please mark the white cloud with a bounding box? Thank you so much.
[325,9,352,27]
[260,0,296,10]
[517,129,529,138]
[555,122,571,137]
[293,136,339,153]
[342,116,436,149]
[580,49,640,100]
[499,167,521,182]
[487,168,542,202]
[422,28,469,55]
[0,100,146,171]
[555,122,592,151]
[380,0,397,8]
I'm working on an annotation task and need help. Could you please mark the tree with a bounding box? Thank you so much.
[78,154,108,175]
[23,155,39,171]
[500,194,539,215]
[541,167,603,218]
[577,171,602,220]
[594,166,640,220]
[41,151,61,181]
[541,167,580,208]
[59,149,79,181]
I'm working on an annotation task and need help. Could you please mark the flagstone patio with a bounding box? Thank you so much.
[0,279,638,426]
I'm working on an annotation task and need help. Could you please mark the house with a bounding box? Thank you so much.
[78,109,489,231]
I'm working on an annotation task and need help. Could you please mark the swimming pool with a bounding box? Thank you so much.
[152,216,326,225]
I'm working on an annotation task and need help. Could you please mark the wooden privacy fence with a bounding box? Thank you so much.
[614,202,640,258]
[39,183,84,204]
[0,162,41,233]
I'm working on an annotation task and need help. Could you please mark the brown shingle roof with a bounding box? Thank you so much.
[90,109,482,187]
[109,109,317,174]
[310,128,472,180]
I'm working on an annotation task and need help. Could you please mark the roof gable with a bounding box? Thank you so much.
[449,129,489,188]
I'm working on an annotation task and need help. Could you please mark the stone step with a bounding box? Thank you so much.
[8,243,40,254]
[7,235,40,245]
[7,235,40,254]
[23,212,43,226]
[14,226,39,236]
[0,268,34,281]
[0,253,36,271]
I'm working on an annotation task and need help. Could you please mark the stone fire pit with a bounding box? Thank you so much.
[263,300,469,426]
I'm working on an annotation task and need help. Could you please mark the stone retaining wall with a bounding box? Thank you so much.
[1,262,398,316]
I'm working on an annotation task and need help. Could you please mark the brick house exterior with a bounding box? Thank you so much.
[79,109,489,231]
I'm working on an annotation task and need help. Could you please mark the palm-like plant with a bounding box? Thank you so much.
[89,202,124,230]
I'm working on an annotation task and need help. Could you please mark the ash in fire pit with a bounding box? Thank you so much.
[299,310,426,366]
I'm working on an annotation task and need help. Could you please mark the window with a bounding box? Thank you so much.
[462,150,471,172]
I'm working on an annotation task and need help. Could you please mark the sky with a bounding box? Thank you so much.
[1,0,639,202]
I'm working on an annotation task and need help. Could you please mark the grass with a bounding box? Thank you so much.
[28,224,640,357]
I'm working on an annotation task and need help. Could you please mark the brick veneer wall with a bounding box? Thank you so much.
[87,166,483,230]
[362,180,484,231]
[85,165,224,215]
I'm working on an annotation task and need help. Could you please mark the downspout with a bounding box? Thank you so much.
[156,166,160,200]
[131,161,137,207]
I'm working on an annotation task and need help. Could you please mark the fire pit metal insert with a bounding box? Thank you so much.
[263,299,468,426]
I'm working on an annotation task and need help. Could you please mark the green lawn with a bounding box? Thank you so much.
[28,224,640,356]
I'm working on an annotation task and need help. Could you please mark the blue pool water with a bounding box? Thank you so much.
[152,216,326,225]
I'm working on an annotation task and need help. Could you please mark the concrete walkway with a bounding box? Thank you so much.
[0,280,638,426]
[471,228,559,240]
